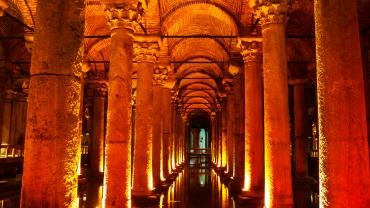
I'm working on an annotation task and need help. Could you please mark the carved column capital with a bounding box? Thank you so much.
[239,40,263,62]
[153,68,168,85]
[103,2,143,31]
[133,41,160,63]
[24,32,34,53]
[251,0,292,26]
[222,79,234,95]
[171,90,179,103]
[90,81,109,96]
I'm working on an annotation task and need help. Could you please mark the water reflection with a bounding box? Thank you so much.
[0,158,319,208]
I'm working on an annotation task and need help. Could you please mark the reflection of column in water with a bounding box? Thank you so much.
[295,185,310,208]
[86,182,103,208]
[211,169,217,208]
[221,183,228,208]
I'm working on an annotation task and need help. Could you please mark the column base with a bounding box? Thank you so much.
[293,176,315,184]
[237,195,264,206]
[131,194,160,205]
[242,190,264,197]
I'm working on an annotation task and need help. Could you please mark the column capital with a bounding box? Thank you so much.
[211,111,216,122]
[0,0,8,16]
[153,68,168,85]
[250,0,292,26]
[90,81,109,96]
[133,41,160,63]
[238,39,263,62]
[103,2,143,31]
[24,31,34,53]
[171,90,179,103]
[222,79,234,95]
[84,107,90,119]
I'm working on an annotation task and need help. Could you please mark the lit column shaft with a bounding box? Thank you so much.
[162,87,172,177]
[229,61,245,182]
[90,82,108,176]
[314,0,370,206]
[153,69,166,184]
[240,40,264,196]
[221,97,227,168]
[21,0,85,206]
[253,1,293,207]
[133,38,159,196]
[223,80,234,176]
[293,83,308,178]
[103,3,139,206]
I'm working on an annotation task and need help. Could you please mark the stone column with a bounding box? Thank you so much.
[290,81,308,178]
[21,0,85,206]
[170,91,178,170]
[221,96,227,168]
[181,113,186,162]
[8,94,17,145]
[90,82,108,177]
[133,37,159,196]
[239,40,264,196]
[14,95,28,145]
[252,1,293,207]
[360,36,370,165]
[216,110,221,166]
[223,79,234,176]
[152,68,167,184]
[211,112,216,163]
[314,0,370,207]
[0,64,7,145]
[191,128,201,149]
[163,73,176,178]
[103,3,142,206]
[228,61,245,185]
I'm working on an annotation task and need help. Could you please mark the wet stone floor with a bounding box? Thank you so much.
[1,158,319,208]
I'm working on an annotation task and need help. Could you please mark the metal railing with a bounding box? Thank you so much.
[187,148,211,154]
[0,145,24,158]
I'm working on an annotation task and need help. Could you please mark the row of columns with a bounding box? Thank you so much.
[16,0,370,207]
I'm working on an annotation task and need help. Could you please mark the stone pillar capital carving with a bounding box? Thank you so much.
[153,68,168,85]
[171,90,179,103]
[239,40,263,62]
[84,107,90,119]
[103,2,143,31]
[24,32,34,53]
[134,41,160,63]
[90,81,109,96]
[222,79,234,95]
[251,0,292,26]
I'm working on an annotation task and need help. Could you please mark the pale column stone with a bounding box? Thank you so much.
[315,0,370,207]
[132,37,160,196]
[21,0,85,206]
[90,82,108,177]
[103,2,143,206]
[152,68,167,184]
[250,1,293,207]
[239,40,264,197]
[223,79,234,176]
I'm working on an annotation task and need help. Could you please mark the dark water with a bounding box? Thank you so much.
[0,159,319,208]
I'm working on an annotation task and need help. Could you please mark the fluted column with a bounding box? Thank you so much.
[163,72,176,178]
[103,3,142,206]
[314,0,370,207]
[239,40,264,196]
[90,82,108,177]
[133,37,159,196]
[251,1,293,207]
[223,80,234,176]
[228,60,245,184]
[152,68,167,185]
[21,0,85,206]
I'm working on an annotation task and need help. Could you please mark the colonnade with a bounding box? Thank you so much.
[1,0,367,207]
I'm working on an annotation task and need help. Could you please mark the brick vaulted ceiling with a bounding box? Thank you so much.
[2,0,370,121]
